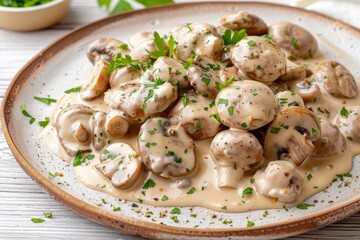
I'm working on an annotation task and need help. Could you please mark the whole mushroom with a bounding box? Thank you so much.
[168,92,222,140]
[275,90,305,110]
[254,160,303,203]
[264,107,321,165]
[291,79,322,103]
[105,110,129,138]
[335,106,360,143]
[138,118,196,178]
[96,143,142,189]
[312,118,346,158]
[55,104,94,156]
[211,129,263,188]
[87,38,130,64]
[219,11,267,36]
[316,60,358,98]
[216,80,278,130]
[230,36,287,82]
[269,22,318,59]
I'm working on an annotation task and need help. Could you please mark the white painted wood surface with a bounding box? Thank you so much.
[0,0,359,239]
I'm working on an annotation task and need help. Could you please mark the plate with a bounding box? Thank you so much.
[1,2,360,239]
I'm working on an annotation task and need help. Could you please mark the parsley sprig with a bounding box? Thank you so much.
[106,53,152,74]
[222,29,246,45]
[146,31,176,59]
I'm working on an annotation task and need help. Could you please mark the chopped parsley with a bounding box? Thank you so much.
[209,114,221,124]
[183,57,194,70]
[215,76,235,90]
[113,207,121,212]
[106,53,152,74]
[196,120,201,129]
[340,107,349,117]
[217,98,228,106]
[222,29,246,45]
[201,77,211,86]
[335,173,352,181]
[296,203,315,209]
[270,127,281,134]
[43,212,52,218]
[307,173,313,181]
[64,86,81,94]
[38,117,50,128]
[170,207,181,214]
[161,195,169,201]
[228,106,234,116]
[34,96,57,105]
[242,187,253,197]
[119,43,129,50]
[247,220,255,227]
[31,218,45,223]
[143,179,156,189]
[187,187,196,194]
[247,40,256,46]
[20,104,35,124]
[183,93,189,107]
[72,150,83,167]
[291,37,298,48]
[241,122,248,128]
[311,128,318,137]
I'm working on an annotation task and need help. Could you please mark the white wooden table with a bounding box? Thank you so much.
[0,0,359,239]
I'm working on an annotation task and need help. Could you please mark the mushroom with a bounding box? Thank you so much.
[335,106,360,143]
[80,59,110,101]
[90,111,109,151]
[104,74,178,123]
[130,39,157,62]
[187,55,224,98]
[264,107,321,165]
[109,66,141,88]
[171,23,223,62]
[168,92,222,140]
[55,104,94,156]
[128,32,154,48]
[264,80,289,94]
[152,57,190,90]
[275,90,305,110]
[138,117,196,178]
[279,60,312,81]
[230,36,287,82]
[291,79,321,103]
[219,66,243,83]
[268,22,318,59]
[96,143,142,189]
[219,11,268,36]
[312,118,346,158]
[254,161,303,203]
[316,60,358,98]
[87,38,130,64]
[211,129,263,188]
[216,80,278,130]
[105,110,129,138]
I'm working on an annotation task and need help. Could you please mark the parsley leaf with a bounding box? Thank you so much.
[20,104,35,124]
[38,117,50,128]
[34,96,57,105]
[72,150,83,167]
[43,212,52,218]
[187,187,196,194]
[106,53,151,74]
[215,76,235,90]
[222,29,246,45]
[168,35,175,58]
[64,86,81,94]
[31,218,45,223]
[340,107,349,117]
[170,207,181,214]
[147,31,172,59]
[143,179,156,189]
[242,187,253,197]
[297,203,315,209]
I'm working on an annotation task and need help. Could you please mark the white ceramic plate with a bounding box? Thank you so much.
[2,2,360,239]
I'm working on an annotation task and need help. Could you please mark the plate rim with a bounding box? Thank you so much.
[1,1,360,238]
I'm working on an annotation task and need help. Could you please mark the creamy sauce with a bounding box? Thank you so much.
[41,20,360,213]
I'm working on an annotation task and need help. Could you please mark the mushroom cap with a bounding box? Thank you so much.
[138,117,196,178]
[312,118,346,158]
[264,107,321,165]
[254,160,303,203]
[275,90,305,110]
[152,57,190,90]
[218,11,268,36]
[268,22,318,59]
[316,60,358,98]
[216,80,278,130]
[81,59,110,101]
[279,60,311,81]
[211,129,263,167]
[128,32,154,48]
[168,92,222,140]
[171,23,223,62]
[292,80,322,103]
[109,66,141,88]
[86,38,130,64]
[230,36,287,82]
[55,104,94,156]
[96,143,142,189]
[335,106,360,143]
[130,39,157,62]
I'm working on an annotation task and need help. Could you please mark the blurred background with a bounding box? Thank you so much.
[0,0,359,239]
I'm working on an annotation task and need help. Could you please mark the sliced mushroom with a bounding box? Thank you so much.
[264,107,321,165]
[335,106,360,143]
[96,143,142,189]
[219,11,268,36]
[90,111,109,151]
[216,80,278,130]
[279,60,312,81]
[275,90,305,110]
[109,66,141,88]
[230,36,286,82]
[87,38,130,64]
[152,57,190,90]
[316,61,358,98]
[211,129,263,188]
[292,80,321,103]
[81,59,110,101]
[105,110,129,138]
[268,22,318,59]
[129,32,154,48]
[55,104,94,156]
[171,23,223,62]
[168,92,222,140]
[312,118,346,158]
[138,117,196,178]
[254,161,303,203]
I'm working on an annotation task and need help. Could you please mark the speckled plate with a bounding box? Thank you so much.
[1,2,360,239]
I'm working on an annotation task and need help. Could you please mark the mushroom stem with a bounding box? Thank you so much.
[287,133,314,165]
[217,166,245,188]
[74,123,89,143]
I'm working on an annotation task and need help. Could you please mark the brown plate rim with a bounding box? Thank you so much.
[1,1,360,238]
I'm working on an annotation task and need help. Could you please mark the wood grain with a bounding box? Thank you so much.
[0,0,358,239]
